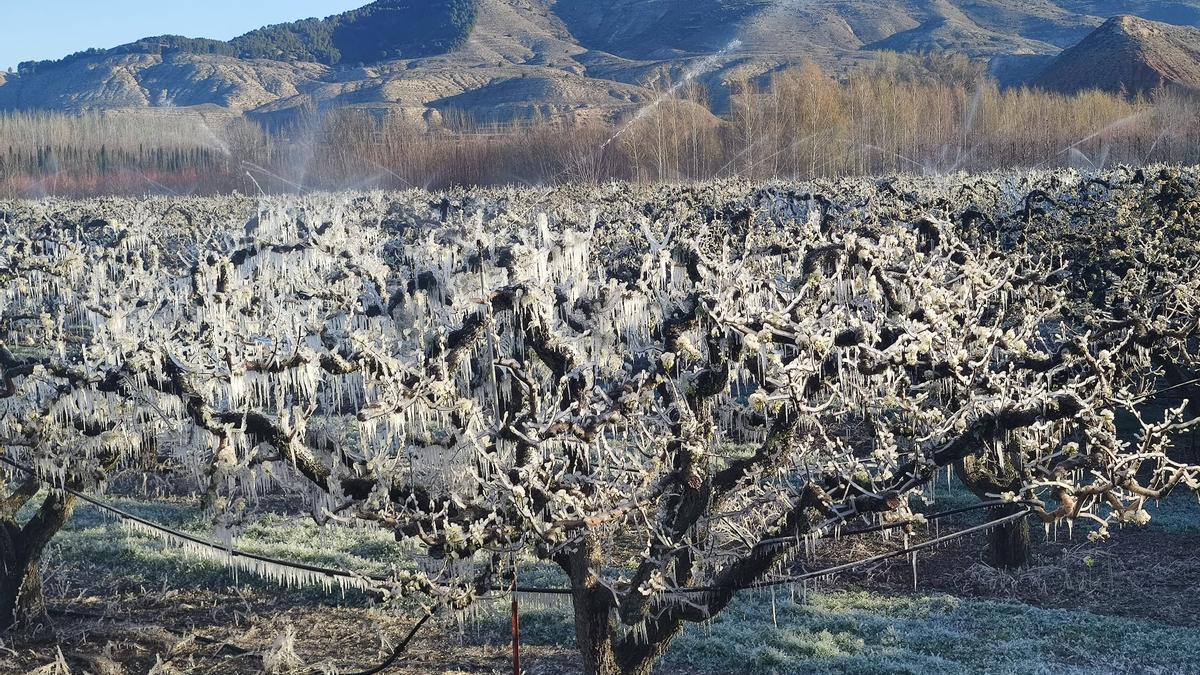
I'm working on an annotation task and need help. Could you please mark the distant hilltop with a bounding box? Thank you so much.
[1037,15,1200,95]
[2,0,1199,125]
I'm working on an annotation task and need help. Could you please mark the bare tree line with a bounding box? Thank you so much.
[2,56,1199,196]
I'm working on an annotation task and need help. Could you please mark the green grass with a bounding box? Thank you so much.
[505,483,1200,673]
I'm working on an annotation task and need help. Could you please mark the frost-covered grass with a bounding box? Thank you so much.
[1144,491,1200,534]
[666,590,1200,674]
[46,498,404,603]
[506,588,1200,674]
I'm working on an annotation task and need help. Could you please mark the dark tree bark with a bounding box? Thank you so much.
[986,502,1031,570]
[957,454,1030,569]
[567,539,682,675]
[0,490,76,632]
[567,537,621,675]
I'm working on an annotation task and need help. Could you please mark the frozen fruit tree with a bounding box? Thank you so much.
[878,167,1200,567]
[2,181,1199,673]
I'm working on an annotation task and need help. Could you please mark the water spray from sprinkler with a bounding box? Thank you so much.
[1034,111,1149,170]
[245,171,266,197]
[243,161,308,192]
[599,39,743,153]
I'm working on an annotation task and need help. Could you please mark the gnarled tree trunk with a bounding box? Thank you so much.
[565,534,685,675]
[0,489,76,632]
[985,502,1031,569]
[568,537,622,675]
[957,453,1030,569]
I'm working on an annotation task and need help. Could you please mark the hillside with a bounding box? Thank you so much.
[1035,15,1200,94]
[2,0,1200,124]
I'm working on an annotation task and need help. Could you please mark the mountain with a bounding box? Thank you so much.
[2,0,1200,125]
[1035,15,1200,94]
[13,1,479,75]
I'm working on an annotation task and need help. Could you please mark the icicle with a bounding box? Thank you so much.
[771,584,778,628]
[116,518,374,593]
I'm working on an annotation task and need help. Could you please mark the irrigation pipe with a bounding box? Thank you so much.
[0,454,1032,597]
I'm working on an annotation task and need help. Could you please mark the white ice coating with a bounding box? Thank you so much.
[3,173,1200,607]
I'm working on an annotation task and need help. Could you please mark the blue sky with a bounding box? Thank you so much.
[1,1,369,71]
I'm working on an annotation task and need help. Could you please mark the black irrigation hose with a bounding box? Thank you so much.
[343,610,435,675]
[720,508,1031,592]
[825,498,1026,538]
[2,455,434,674]
[505,500,1037,596]
[506,509,1032,596]
[0,454,1032,598]
[0,455,376,586]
